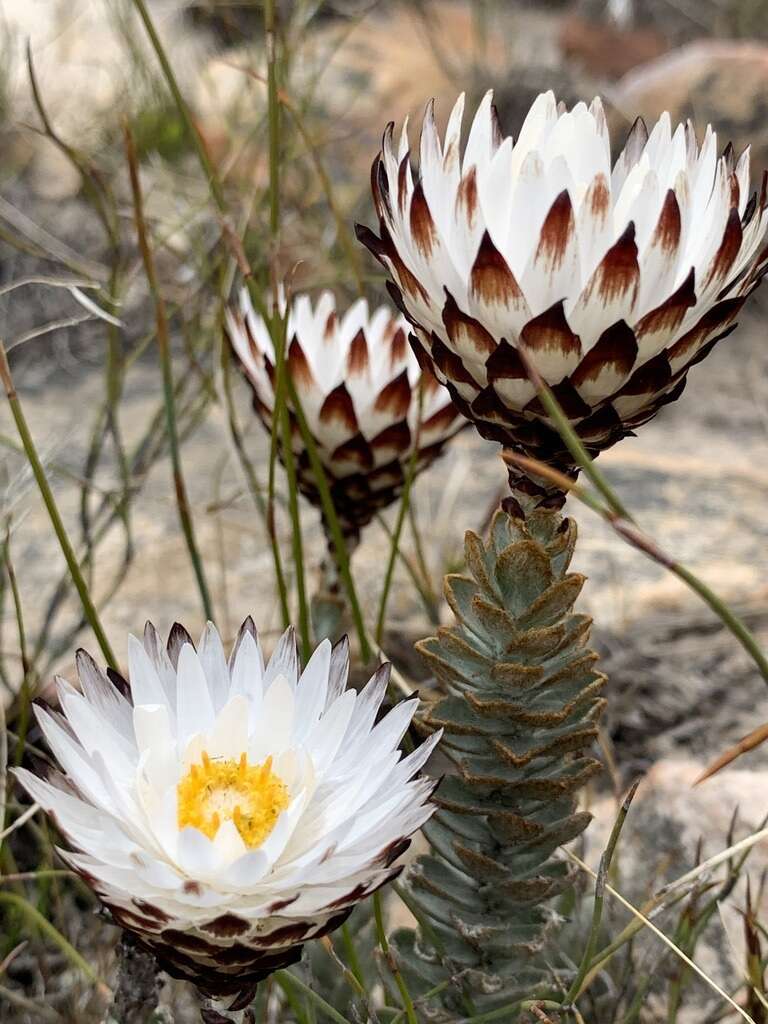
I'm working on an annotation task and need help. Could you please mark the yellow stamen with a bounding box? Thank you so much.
[177,751,289,848]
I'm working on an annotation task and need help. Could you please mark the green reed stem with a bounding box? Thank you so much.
[0,892,109,995]
[280,97,365,295]
[125,125,215,623]
[374,892,418,1024]
[3,533,32,765]
[285,375,373,662]
[564,782,639,1007]
[375,514,440,626]
[263,0,311,659]
[375,387,424,645]
[0,343,118,668]
[520,351,632,521]
[131,0,370,657]
[508,391,768,690]
[130,0,227,214]
[275,970,353,1024]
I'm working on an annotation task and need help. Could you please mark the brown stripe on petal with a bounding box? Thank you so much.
[420,366,441,396]
[588,173,610,220]
[704,208,743,287]
[370,151,391,218]
[742,191,757,228]
[520,300,582,360]
[535,190,575,272]
[652,190,682,253]
[615,351,671,397]
[422,402,461,432]
[410,181,437,257]
[332,433,374,470]
[408,330,436,375]
[319,383,358,431]
[355,222,387,268]
[456,166,479,228]
[485,338,527,381]
[443,290,497,355]
[390,326,407,366]
[572,320,637,386]
[429,333,481,387]
[470,231,523,307]
[375,368,412,417]
[386,280,412,323]
[371,420,412,452]
[576,403,624,442]
[622,116,649,165]
[288,336,315,389]
[667,295,745,362]
[472,385,512,422]
[596,223,639,306]
[729,170,740,209]
[201,914,250,938]
[380,221,430,303]
[635,267,696,339]
[491,101,503,148]
[398,154,409,214]
[133,900,171,923]
[347,329,369,376]
[525,379,592,419]
[324,311,337,340]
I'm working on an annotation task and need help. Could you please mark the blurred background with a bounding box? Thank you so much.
[3,8,768,1010]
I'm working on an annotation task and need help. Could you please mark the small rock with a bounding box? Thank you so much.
[559,13,668,79]
[612,42,768,169]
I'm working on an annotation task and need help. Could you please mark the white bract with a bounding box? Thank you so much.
[16,620,438,1003]
[227,290,461,537]
[361,90,768,470]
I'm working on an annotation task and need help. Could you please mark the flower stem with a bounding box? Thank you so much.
[375,385,424,645]
[0,343,118,669]
[373,892,418,1024]
[275,970,353,1024]
[262,0,311,660]
[124,124,215,623]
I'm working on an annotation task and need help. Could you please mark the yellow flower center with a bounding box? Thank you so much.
[177,752,289,848]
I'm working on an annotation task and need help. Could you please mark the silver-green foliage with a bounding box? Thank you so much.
[396,506,607,1018]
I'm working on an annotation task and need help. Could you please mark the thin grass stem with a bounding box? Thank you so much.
[374,891,418,1024]
[376,387,424,645]
[275,970,353,1024]
[125,124,215,623]
[0,892,110,997]
[0,342,118,668]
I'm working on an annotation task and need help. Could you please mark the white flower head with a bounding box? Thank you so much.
[226,289,463,539]
[359,91,768,492]
[16,620,439,1008]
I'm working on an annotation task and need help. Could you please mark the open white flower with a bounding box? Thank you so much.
[358,90,768,502]
[226,289,462,541]
[16,620,438,1009]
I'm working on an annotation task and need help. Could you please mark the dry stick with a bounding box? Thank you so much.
[0,342,118,668]
[565,849,758,1024]
[124,125,215,622]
